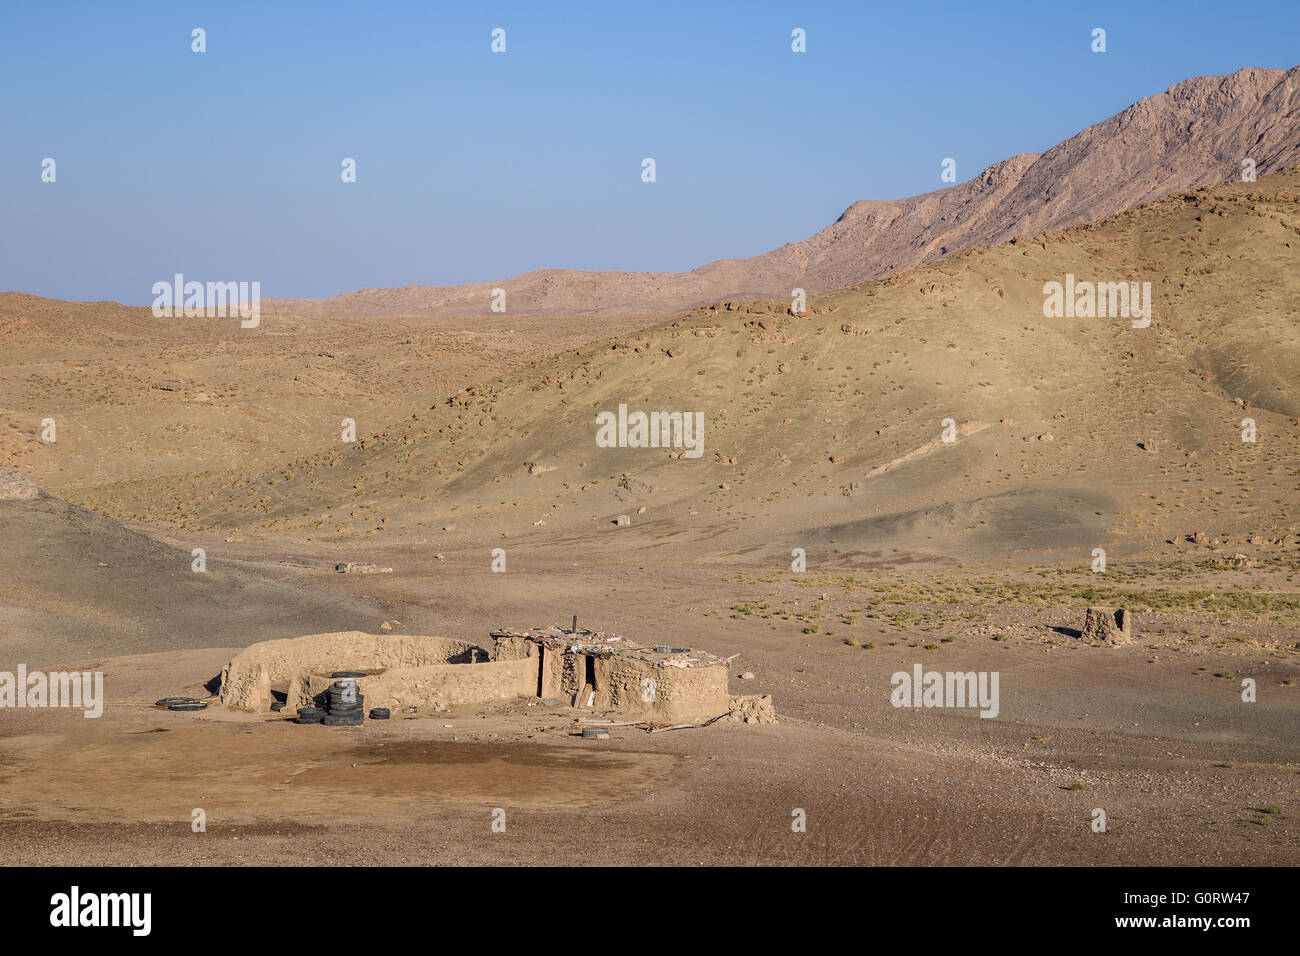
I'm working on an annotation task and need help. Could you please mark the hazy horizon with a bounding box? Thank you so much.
[3,0,1298,305]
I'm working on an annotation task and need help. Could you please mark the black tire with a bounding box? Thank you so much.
[155,697,197,707]
[322,714,364,726]
[270,701,285,712]
[331,671,367,679]
[296,707,326,717]
[581,727,609,738]
[294,715,324,724]
[168,701,208,711]
[369,708,390,719]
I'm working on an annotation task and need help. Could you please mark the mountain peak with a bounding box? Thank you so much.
[263,65,1300,319]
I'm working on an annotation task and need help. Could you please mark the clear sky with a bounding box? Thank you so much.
[2,0,1297,304]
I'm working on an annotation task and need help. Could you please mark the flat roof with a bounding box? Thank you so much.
[490,625,730,669]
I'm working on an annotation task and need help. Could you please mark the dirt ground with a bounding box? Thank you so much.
[3,172,1299,867]
[1,543,1295,866]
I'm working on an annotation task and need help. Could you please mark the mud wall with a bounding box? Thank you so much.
[539,646,729,720]
[289,657,538,714]
[221,631,728,720]
[220,631,502,712]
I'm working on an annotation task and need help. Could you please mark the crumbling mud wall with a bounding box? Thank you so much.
[597,653,728,720]
[222,627,735,721]
[288,656,537,713]
[535,644,729,720]
[219,631,522,713]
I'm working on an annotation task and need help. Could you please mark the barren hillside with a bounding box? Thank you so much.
[117,168,1300,570]
[0,471,379,660]
[0,295,663,490]
[263,66,1300,318]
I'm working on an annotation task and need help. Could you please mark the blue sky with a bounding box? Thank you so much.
[2,0,1297,304]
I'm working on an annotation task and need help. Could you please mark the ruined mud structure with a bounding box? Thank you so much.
[1080,606,1135,645]
[220,625,763,723]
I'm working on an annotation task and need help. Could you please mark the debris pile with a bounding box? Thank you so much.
[726,694,777,725]
[0,469,39,501]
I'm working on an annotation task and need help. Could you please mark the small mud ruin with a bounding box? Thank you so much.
[221,624,773,723]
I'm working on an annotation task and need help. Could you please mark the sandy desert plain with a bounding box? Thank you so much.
[2,69,1299,868]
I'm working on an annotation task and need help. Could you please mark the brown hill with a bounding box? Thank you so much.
[133,167,1300,569]
[0,294,661,491]
[0,471,380,660]
[264,66,1300,318]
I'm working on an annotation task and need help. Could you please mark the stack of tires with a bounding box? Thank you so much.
[323,678,364,726]
[293,706,325,724]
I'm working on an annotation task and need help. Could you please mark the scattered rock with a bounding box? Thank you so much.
[726,694,777,725]
[335,562,393,574]
[0,470,39,501]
